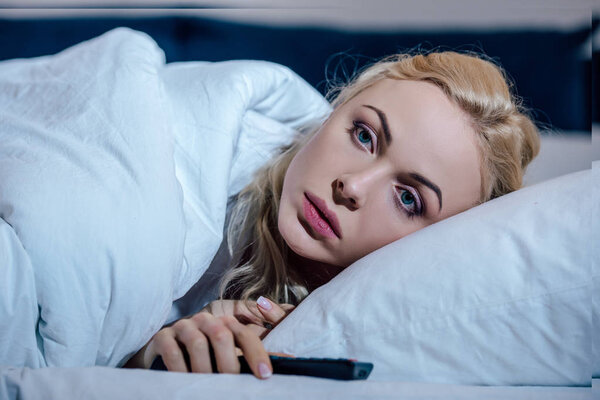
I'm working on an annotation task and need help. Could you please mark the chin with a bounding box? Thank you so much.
[279,222,309,257]
[278,206,342,265]
[279,216,316,259]
[286,232,344,266]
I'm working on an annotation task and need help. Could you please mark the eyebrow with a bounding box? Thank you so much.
[409,172,443,212]
[363,105,392,147]
[362,104,443,213]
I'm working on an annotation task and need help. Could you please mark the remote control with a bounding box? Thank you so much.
[150,354,373,380]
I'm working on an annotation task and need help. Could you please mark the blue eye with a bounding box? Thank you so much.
[348,121,377,153]
[357,129,372,144]
[395,187,423,218]
[400,190,415,205]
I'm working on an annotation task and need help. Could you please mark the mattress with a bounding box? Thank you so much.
[0,366,595,400]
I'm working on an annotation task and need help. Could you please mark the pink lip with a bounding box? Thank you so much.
[303,191,343,239]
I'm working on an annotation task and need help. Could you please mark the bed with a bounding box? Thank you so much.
[0,368,595,400]
[0,14,597,400]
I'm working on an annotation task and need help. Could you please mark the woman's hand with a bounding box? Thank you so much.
[202,297,295,339]
[139,312,273,378]
[124,297,295,379]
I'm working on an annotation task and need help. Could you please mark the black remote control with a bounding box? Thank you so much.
[150,354,373,380]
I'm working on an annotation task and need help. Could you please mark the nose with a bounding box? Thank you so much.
[334,167,386,210]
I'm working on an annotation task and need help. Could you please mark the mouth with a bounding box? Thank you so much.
[303,191,343,239]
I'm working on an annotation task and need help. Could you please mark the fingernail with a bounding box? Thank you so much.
[258,362,272,379]
[257,296,272,311]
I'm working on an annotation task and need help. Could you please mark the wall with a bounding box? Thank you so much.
[0,0,595,31]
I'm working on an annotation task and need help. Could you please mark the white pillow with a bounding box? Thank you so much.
[264,168,594,386]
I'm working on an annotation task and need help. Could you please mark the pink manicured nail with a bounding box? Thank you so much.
[258,362,272,379]
[257,296,272,311]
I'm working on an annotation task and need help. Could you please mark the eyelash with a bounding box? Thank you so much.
[346,119,424,218]
[394,187,423,218]
[347,120,376,153]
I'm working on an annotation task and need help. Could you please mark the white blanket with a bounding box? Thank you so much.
[0,28,331,368]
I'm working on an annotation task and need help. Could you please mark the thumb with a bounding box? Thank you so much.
[256,296,295,325]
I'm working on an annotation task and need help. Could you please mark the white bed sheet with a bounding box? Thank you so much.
[0,367,594,400]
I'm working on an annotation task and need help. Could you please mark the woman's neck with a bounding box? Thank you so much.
[287,251,345,293]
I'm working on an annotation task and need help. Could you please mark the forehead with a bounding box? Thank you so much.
[345,79,482,214]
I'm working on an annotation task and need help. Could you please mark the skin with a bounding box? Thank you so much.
[124,297,294,378]
[126,78,482,378]
[278,79,482,273]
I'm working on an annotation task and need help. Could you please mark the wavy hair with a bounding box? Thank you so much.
[219,51,541,304]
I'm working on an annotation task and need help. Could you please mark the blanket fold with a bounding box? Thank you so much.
[0,27,331,368]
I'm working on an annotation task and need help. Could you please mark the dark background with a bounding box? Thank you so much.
[0,16,597,132]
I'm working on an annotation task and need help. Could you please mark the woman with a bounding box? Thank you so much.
[125,51,540,379]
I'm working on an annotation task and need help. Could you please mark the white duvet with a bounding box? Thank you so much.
[0,28,331,368]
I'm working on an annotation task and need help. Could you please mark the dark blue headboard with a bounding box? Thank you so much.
[0,16,595,132]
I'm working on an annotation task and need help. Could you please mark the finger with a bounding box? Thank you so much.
[193,313,239,374]
[204,300,234,318]
[204,300,265,327]
[221,315,272,379]
[234,300,265,326]
[176,322,212,373]
[245,323,269,339]
[280,303,296,313]
[256,296,295,325]
[153,328,189,373]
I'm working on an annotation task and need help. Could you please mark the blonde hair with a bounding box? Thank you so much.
[220,51,540,304]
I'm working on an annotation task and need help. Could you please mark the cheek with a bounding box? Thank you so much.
[279,132,344,206]
[277,148,321,257]
[282,139,321,188]
[277,193,309,259]
[277,204,299,254]
[278,171,300,248]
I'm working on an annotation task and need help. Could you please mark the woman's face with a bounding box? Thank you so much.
[278,79,482,267]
